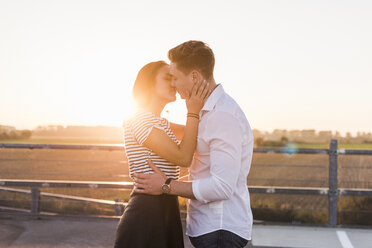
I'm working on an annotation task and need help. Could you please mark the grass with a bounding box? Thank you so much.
[3,139,372,149]
[0,146,372,225]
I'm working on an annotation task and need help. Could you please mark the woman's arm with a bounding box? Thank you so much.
[170,122,185,140]
[143,116,198,167]
[143,80,209,167]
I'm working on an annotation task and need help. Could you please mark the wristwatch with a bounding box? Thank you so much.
[161,178,173,194]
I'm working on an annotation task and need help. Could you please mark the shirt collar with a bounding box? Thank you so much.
[201,84,224,112]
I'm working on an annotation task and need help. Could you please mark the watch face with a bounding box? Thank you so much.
[162,184,170,194]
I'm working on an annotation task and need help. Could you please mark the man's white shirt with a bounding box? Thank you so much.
[186,84,254,240]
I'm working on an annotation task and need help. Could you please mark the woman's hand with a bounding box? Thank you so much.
[186,79,210,114]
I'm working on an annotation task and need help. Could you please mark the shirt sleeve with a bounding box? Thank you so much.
[192,112,243,203]
[131,112,163,145]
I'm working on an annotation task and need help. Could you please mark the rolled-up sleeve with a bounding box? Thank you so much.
[192,112,242,203]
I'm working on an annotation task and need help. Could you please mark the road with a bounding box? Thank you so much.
[1,214,371,248]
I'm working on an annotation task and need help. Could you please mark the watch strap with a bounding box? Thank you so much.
[165,178,172,185]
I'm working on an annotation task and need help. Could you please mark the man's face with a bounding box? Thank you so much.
[169,62,194,99]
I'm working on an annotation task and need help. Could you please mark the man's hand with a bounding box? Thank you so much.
[133,159,167,195]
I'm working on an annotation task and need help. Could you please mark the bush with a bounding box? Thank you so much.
[339,196,372,225]
[0,129,32,140]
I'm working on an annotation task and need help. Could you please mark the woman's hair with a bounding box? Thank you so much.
[132,61,168,108]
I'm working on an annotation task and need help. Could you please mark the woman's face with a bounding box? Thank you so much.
[154,65,177,103]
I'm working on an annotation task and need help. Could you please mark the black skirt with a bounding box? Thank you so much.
[114,192,184,248]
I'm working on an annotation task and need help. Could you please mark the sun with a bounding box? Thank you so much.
[72,82,136,128]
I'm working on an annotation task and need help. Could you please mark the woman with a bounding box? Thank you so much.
[114,61,209,248]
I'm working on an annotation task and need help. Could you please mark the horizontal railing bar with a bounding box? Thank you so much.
[248,178,327,183]
[248,186,372,196]
[42,192,118,205]
[0,143,329,154]
[0,186,126,206]
[2,143,372,156]
[248,186,329,195]
[252,164,327,168]
[0,179,133,189]
[251,206,326,211]
[337,149,372,155]
[1,180,330,194]
[339,188,372,196]
[253,147,329,154]
[0,186,30,194]
[2,181,372,200]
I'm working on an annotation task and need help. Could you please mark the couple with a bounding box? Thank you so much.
[115,41,254,248]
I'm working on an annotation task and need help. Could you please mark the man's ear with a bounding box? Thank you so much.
[191,70,200,83]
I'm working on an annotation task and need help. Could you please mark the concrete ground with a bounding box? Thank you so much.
[252,224,372,248]
[0,214,194,248]
[1,213,372,248]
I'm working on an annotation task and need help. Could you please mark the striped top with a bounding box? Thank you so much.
[124,111,180,179]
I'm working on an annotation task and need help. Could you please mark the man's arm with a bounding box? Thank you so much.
[134,113,243,202]
[133,159,195,199]
[191,112,243,203]
[169,180,195,199]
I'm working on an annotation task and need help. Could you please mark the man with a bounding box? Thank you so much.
[134,40,254,248]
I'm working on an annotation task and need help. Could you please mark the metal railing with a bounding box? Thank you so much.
[1,140,372,227]
[0,181,132,216]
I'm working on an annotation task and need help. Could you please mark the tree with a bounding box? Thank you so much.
[280,136,289,145]
[255,137,265,147]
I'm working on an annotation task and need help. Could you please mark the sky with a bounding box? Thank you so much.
[1,0,371,135]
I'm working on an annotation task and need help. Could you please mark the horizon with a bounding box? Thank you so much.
[1,1,371,135]
[1,122,369,137]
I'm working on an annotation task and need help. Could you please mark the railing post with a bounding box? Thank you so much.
[114,198,124,216]
[31,187,40,215]
[329,139,338,227]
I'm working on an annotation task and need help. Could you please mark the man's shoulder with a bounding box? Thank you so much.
[209,93,252,133]
[213,93,245,119]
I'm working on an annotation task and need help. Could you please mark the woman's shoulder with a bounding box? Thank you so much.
[124,111,160,129]
[123,111,171,132]
[133,111,155,120]
[123,111,153,123]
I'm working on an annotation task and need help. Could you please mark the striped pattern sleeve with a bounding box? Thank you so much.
[124,112,180,180]
[131,112,164,145]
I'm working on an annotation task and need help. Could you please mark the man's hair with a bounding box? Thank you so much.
[168,40,215,79]
[132,61,167,108]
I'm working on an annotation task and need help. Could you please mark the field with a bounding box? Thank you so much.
[1,142,372,225]
[3,139,372,149]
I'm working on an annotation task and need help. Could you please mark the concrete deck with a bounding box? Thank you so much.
[1,213,371,248]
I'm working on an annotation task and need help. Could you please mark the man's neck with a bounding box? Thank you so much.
[205,77,219,99]
[205,77,218,98]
